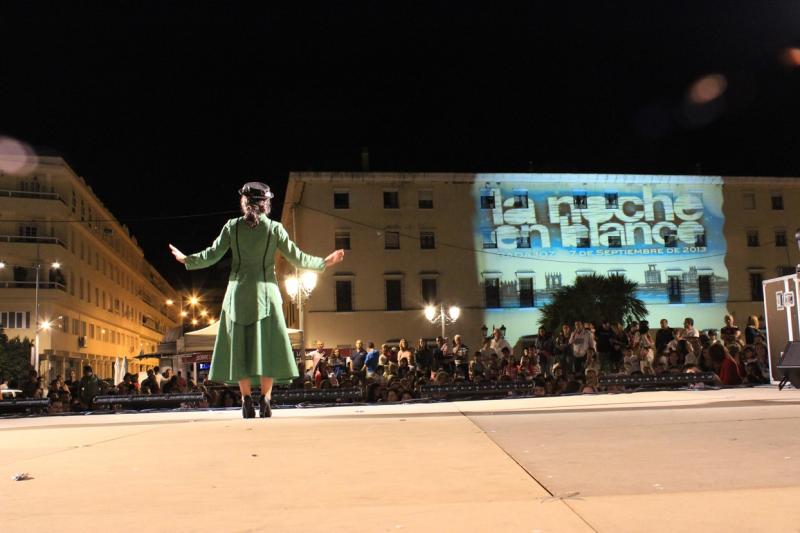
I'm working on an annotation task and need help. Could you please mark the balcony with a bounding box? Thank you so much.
[0,281,67,291]
[0,235,67,248]
[0,189,67,205]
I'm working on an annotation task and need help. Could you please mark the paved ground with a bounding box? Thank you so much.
[2,387,799,532]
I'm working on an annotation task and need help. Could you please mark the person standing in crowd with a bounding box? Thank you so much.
[569,321,595,376]
[594,321,614,374]
[655,319,674,354]
[451,334,469,377]
[479,337,496,364]
[554,323,572,375]
[683,317,699,338]
[176,371,187,391]
[364,342,380,377]
[78,365,101,409]
[720,314,742,346]
[397,339,414,366]
[307,340,328,381]
[328,348,346,379]
[414,338,432,374]
[490,328,511,356]
[348,339,367,374]
[432,336,448,372]
[709,343,742,386]
[153,366,164,389]
[533,326,553,375]
[141,369,160,394]
[745,315,763,345]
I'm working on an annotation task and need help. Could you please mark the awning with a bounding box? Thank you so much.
[181,321,302,351]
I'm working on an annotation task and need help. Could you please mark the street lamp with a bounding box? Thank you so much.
[5,259,65,372]
[284,271,318,354]
[424,303,461,339]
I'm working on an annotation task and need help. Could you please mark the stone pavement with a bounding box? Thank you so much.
[1,387,799,532]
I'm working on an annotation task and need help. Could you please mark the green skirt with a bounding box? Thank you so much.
[208,308,299,386]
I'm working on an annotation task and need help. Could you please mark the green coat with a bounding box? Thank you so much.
[184,214,325,384]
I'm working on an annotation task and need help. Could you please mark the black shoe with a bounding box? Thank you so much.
[259,395,272,418]
[242,395,255,419]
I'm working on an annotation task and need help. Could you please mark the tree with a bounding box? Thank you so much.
[0,327,33,387]
[538,274,647,332]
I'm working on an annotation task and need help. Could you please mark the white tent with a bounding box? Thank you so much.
[180,321,303,352]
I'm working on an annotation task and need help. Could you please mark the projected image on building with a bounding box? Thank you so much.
[473,174,728,329]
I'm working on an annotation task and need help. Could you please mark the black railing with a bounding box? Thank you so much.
[0,235,67,247]
[0,189,66,205]
[0,281,67,291]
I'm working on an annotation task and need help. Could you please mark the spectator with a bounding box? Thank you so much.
[683,317,699,338]
[595,321,614,373]
[348,339,367,374]
[490,328,512,356]
[397,339,414,366]
[140,369,161,394]
[479,337,497,363]
[655,319,674,353]
[554,323,572,374]
[569,321,595,375]
[307,340,327,378]
[328,348,346,378]
[533,326,553,373]
[452,334,469,377]
[162,375,180,394]
[745,315,763,345]
[709,343,742,386]
[78,365,101,409]
[720,315,742,346]
[153,366,164,389]
[364,342,380,376]
[414,338,432,373]
[176,371,187,391]
[22,370,42,398]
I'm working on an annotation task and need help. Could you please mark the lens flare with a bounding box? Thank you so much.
[688,74,727,104]
[0,137,38,174]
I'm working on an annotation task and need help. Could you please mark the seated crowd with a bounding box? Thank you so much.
[0,314,771,410]
[294,313,770,402]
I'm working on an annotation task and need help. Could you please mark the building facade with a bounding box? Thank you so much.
[278,172,800,351]
[0,155,179,381]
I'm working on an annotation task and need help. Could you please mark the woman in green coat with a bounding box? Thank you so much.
[169,182,344,418]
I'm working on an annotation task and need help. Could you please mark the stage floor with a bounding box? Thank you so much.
[2,387,799,532]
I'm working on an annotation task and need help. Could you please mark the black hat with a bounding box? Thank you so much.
[238,182,274,200]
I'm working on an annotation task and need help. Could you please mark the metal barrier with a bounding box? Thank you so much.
[599,372,716,387]
[0,398,51,414]
[419,381,534,399]
[92,393,204,409]
[268,387,364,405]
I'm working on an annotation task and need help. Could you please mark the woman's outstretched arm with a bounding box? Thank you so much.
[275,222,343,270]
[169,221,232,270]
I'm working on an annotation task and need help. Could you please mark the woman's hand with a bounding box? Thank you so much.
[324,249,345,268]
[169,244,187,264]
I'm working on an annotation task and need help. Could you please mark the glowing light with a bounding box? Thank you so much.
[191,318,199,326]
[189,296,199,306]
[165,299,174,306]
[285,277,299,298]
[782,47,800,67]
[51,262,61,269]
[0,137,38,174]
[180,310,188,317]
[688,74,727,104]
[300,271,318,292]
[424,305,437,321]
[40,321,51,330]
[448,306,461,321]
[200,309,208,317]
[0,261,5,269]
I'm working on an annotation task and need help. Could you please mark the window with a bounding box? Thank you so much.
[608,236,622,248]
[480,191,495,209]
[663,230,678,247]
[695,233,707,247]
[334,231,351,250]
[335,280,353,311]
[771,193,784,210]
[483,231,497,249]
[421,278,437,303]
[19,225,38,237]
[420,231,435,249]
[747,230,760,247]
[577,237,591,248]
[383,191,399,209]
[71,190,77,213]
[385,231,400,250]
[333,191,350,209]
[418,190,433,209]
[667,277,682,304]
[777,266,795,276]
[516,234,531,248]
[485,278,501,308]
[775,230,787,247]
[61,316,69,333]
[742,192,755,210]
[89,323,95,339]
[750,272,764,301]
[87,281,91,303]
[513,191,529,208]
[385,279,402,310]
[698,276,712,303]
[573,193,588,209]
[604,193,618,208]
[519,277,534,307]
[79,277,84,300]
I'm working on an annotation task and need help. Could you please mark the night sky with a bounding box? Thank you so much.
[3,1,800,288]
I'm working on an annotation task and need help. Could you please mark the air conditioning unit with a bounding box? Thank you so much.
[77,336,86,349]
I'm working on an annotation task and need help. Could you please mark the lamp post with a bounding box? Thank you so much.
[284,271,318,351]
[424,303,461,339]
[1,259,62,372]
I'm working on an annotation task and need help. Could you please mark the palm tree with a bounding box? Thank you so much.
[538,274,647,331]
